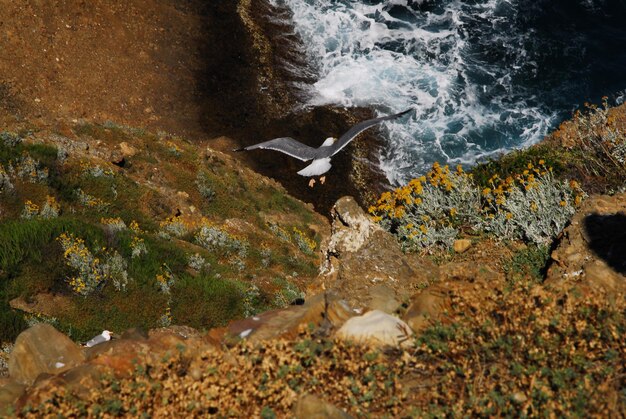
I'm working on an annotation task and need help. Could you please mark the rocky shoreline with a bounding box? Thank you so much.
[1,0,625,416]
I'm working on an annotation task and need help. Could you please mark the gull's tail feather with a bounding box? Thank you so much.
[297,158,332,177]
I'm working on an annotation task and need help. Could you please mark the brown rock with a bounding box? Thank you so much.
[61,364,105,396]
[368,284,401,314]
[118,141,137,158]
[439,261,503,283]
[319,196,439,310]
[8,324,86,385]
[0,379,26,411]
[294,393,353,419]
[9,292,70,317]
[85,337,148,363]
[453,239,472,253]
[226,293,354,342]
[403,278,499,334]
[546,193,626,298]
[403,287,449,333]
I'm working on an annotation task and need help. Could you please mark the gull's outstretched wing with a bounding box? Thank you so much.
[323,109,413,158]
[234,137,317,162]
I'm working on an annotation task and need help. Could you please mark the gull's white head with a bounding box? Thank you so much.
[321,137,336,147]
[102,330,112,340]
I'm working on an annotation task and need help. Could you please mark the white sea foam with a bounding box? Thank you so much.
[269,0,564,184]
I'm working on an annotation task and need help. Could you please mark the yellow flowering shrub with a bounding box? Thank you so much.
[21,200,40,219]
[76,188,109,210]
[57,232,106,296]
[57,232,130,295]
[371,161,586,249]
[40,195,61,219]
[101,217,127,232]
[369,163,482,250]
[21,196,61,219]
[292,227,317,255]
[158,215,190,238]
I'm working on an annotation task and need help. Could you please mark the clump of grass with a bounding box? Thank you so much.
[172,274,246,327]
[0,218,104,274]
[504,244,550,286]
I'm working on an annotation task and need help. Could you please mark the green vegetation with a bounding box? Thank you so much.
[504,243,550,286]
[0,126,321,341]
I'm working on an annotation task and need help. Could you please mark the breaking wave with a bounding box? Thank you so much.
[269,0,626,184]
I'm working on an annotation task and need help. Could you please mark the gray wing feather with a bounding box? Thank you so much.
[85,335,107,347]
[243,137,317,161]
[323,109,412,157]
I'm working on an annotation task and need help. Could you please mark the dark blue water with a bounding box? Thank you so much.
[270,0,626,184]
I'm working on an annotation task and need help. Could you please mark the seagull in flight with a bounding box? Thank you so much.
[234,109,412,186]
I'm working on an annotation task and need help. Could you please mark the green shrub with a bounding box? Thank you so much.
[172,274,244,329]
[0,218,104,274]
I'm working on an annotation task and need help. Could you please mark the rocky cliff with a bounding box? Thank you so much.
[0,0,624,417]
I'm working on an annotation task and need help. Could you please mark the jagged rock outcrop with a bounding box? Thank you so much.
[318,196,439,311]
[546,192,626,298]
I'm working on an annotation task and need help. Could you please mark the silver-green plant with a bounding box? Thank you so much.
[16,155,48,183]
[195,223,248,257]
[40,198,60,219]
[0,131,22,147]
[482,170,586,245]
[187,253,209,271]
[103,251,130,292]
[195,171,216,202]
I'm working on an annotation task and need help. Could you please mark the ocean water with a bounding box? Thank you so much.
[268,0,626,185]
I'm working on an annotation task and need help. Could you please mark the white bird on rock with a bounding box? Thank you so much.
[84,330,113,347]
[234,109,412,186]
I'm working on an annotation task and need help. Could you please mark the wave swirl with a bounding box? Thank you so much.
[269,0,626,184]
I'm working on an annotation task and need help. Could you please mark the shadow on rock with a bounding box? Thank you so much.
[584,213,626,274]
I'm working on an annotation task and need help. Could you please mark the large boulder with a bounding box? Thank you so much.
[8,324,86,385]
[318,196,439,310]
